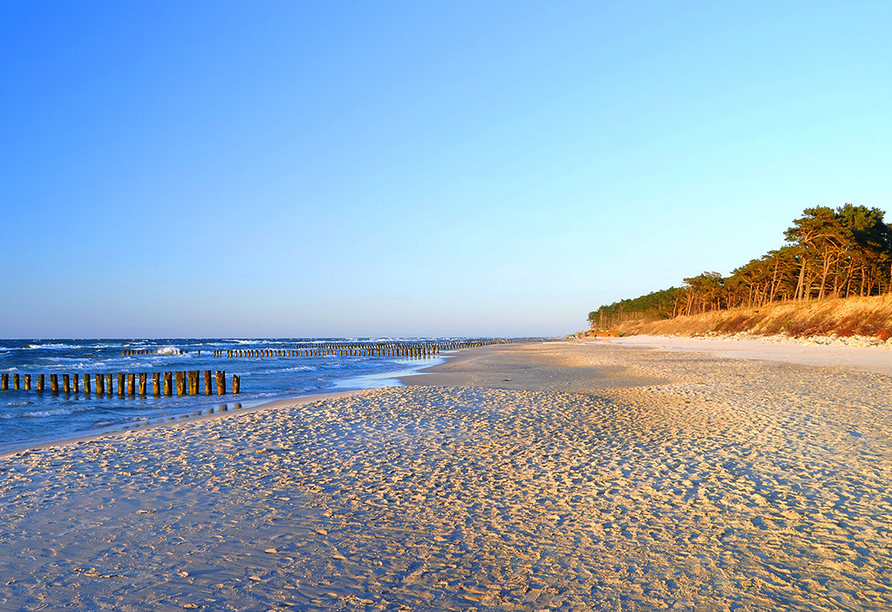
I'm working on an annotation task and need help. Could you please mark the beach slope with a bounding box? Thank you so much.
[2,340,891,610]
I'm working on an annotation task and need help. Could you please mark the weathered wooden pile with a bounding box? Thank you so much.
[0,370,238,396]
[211,339,508,359]
[0,339,516,399]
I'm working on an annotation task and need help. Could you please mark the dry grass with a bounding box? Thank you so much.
[611,295,892,339]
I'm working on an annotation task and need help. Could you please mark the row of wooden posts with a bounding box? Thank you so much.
[0,371,238,396]
[210,339,509,359]
[117,340,510,359]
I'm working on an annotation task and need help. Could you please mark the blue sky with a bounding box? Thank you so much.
[2,1,890,338]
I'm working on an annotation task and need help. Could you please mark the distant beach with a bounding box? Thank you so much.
[2,339,891,610]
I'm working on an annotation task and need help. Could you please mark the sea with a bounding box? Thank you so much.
[0,338,483,454]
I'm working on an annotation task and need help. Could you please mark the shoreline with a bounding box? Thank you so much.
[0,391,355,459]
[2,341,891,609]
[0,353,448,458]
[7,332,891,457]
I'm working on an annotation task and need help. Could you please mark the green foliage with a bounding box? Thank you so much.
[589,204,892,326]
[590,287,684,328]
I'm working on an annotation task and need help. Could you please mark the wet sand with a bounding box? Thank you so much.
[2,340,891,610]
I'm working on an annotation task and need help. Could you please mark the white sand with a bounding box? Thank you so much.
[598,333,892,376]
[1,341,891,610]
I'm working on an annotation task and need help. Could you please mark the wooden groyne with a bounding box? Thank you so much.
[121,348,189,356]
[209,339,511,359]
[0,370,239,397]
[116,339,526,360]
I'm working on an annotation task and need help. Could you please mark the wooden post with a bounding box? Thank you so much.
[176,371,186,396]
[0,373,6,390]
[138,373,147,395]
[95,374,104,394]
[73,373,79,393]
[232,374,240,394]
[117,373,125,395]
[204,370,212,395]
[127,373,135,395]
[63,374,70,393]
[215,370,226,395]
[152,372,161,396]
[50,374,59,393]
[188,371,199,395]
[105,373,113,395]
[164,372,173,396]
[37,374,45,391]
[14,374,20,390]
[82,373,90,394]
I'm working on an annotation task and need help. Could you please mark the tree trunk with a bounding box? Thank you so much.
[795,259,807,301]
[818,254,832,300]
[769,258,780,303]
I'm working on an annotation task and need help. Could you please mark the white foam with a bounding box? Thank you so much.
[25,343,83,350]
[2,408,74,419]
[154,346,183,356]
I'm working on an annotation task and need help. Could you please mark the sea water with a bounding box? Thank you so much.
[0,338,458,453]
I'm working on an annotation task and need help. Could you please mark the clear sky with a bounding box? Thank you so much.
[2,1,890,338]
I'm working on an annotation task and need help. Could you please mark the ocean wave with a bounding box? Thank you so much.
[38,361,111,370]
[154,346,184,356]
[1,408,75,419]
[26,343,83,350]
[238,365,316,376]
[42,358,96,367]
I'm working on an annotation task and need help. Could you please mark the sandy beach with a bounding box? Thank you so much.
[2,338,891,610]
